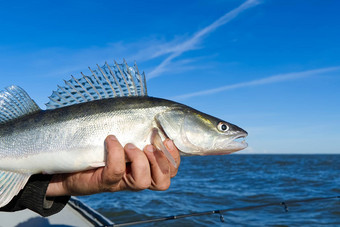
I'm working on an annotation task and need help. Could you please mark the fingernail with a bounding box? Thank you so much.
[146,145,154,153]
[126,143,136,150]
[165,140,174,151]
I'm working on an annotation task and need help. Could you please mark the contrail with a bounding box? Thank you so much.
[147,0,261,79]
[172,66,340,100]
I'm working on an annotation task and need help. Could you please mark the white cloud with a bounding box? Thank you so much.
[172,66,340,100]
[0,39,180,80]
[0,0,260,84]
[147,0,261,79]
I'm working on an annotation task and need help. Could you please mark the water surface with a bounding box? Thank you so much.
[80,155,340,226]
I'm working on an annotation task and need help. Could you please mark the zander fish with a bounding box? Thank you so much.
[0,61,247,207]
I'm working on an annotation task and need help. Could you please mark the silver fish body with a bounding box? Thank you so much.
[0,61,247,207]
[0,96,247,174]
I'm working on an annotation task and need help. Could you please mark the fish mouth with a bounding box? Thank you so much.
[205,132,248,155]
[233,132,248,142]
[228,132,248,151]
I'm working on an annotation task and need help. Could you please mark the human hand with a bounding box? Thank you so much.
[46,135,181,197]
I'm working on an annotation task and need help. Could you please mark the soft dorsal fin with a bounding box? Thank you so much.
[0,85,41,124]
[46,60,148,110]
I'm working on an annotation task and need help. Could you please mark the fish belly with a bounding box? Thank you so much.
[0,108,158,174]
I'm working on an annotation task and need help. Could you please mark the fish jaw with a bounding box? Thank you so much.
[200,133,248,155]
[179,131,248,156]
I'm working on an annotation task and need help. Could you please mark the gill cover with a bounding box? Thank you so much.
[155,109,217,155]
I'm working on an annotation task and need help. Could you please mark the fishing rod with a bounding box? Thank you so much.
[111,195,340,227]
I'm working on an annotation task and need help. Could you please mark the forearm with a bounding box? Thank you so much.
[0,174,70,217]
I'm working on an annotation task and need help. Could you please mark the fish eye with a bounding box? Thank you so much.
[217,122,229,132]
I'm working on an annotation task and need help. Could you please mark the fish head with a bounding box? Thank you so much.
[156,107,248,156]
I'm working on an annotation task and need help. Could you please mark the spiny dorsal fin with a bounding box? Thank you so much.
[0,85,41,124]
[46,61,148,110]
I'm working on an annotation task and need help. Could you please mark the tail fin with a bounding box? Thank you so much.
[0,85,38,206]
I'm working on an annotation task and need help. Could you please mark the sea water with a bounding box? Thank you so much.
[80,155,340,226]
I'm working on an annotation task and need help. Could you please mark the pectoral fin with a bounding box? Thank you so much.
[150,128,177,168]
[0,171,31,208]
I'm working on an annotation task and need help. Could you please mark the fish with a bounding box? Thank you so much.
[0,60,247,207]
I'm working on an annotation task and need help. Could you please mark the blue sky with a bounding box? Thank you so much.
[0,0,339,154]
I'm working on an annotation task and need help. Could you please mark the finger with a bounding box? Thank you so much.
[102,135,126,189]
[144,145,171,191]
[164,139,181,178]
[123,143,151,191]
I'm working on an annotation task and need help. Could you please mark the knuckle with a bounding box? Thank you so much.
[104,170,124,185]
[104,182,121,193]
[135,179,151,191]
[113,167,125,177]
[106,186,117,193]
[133,161,149,174]
[156,180,171,191]
[103,176,117,186]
